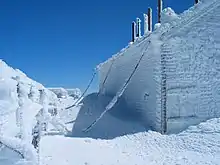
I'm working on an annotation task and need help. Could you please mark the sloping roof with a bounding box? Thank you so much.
[97,0,219,70]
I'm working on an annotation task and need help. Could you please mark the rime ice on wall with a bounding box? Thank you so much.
[98,34,163,130]
[161,7,180,24]
[98,0,220,133]
[164,3,220,133]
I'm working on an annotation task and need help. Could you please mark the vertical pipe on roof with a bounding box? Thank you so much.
[143,13,148,35]
[158,0,163,23]
[148,8,152,32]
[131,21,136,42]
[136,18,141,38]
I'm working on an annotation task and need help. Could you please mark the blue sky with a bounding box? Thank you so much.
[0,0,193,91]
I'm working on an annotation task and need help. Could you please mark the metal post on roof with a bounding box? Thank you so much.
[136,18,141,38]
[131,21,136,42]
[148,7,152,32]
[158,0,163,23]
[143,13,148,35]
[195,0,199,4]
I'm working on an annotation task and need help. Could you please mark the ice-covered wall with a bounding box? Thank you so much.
[164,3,220,133]
[98,34,162,130]
[98,0,220,133]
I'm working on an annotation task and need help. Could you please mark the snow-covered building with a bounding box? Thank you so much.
[97,0,220,134]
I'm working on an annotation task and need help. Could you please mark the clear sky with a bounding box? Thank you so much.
[0,0,193,91]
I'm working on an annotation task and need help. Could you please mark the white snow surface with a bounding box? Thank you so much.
[41,118,220,165]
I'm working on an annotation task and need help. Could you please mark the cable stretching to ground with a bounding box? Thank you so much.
[65,71,97,110]
[83,40,151,132]
[0,140,24,159]
[65,34,152,110]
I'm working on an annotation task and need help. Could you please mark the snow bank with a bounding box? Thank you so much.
[0,60,43,89]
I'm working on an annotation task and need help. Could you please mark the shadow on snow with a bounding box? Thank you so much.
[69,93,147,140]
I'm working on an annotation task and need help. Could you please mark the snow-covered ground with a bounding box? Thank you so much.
[41,118,220,165]
[43,92,220,165]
